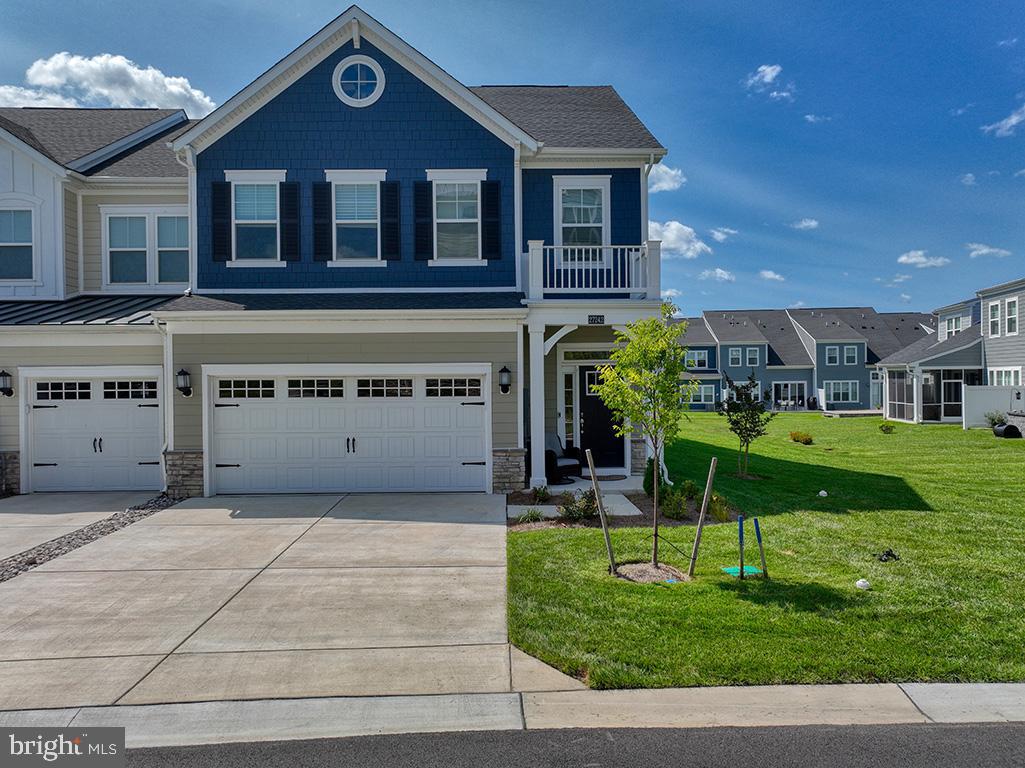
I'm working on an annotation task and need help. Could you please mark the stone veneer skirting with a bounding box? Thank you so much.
[1006,411,1025,433]
[492,448,526,493]
[630,438,647,475]
[164,450,204,498]
[0,451,19,495]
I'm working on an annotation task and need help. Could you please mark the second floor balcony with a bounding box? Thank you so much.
[522,240,662,301]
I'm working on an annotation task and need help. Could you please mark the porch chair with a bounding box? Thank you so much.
[544,433,582,485]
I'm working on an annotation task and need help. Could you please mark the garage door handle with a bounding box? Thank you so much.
[215,463,241,468]
[32,404,58,409]
[462,461,486,466]
[138,461,160,466]
[137,403,159,408]
[98,438,102,453]
[461,401,486,406]
[93,438,97,453]
[346,437,351,454]
[33,462,57,467]
[215,403,240,408]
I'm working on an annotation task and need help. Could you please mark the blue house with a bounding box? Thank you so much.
[0,5,665,496]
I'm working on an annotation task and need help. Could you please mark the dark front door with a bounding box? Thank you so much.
[578,366,625,468]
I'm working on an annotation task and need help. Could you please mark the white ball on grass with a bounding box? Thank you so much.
[856,579,871,590]
[818,490,828,497]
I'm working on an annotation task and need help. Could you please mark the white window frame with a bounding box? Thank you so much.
[100,205,190,291]
[988,368,1022,387]
[989,301,1001,337]
[728,347,743,367]
[225,170,286,267]
[686,349,709,369]
[746,347,760,367]
[825,345,840,366]
[332,54,386,108]
[691,383,716,404]
[844,345,858,366]
[325,169,387,267]
[1006,297,1018,336]
[0,193,42,285]
[943,315,963,339]
[552,175,611,265]
[824,380,859,403]
[725,381,762,402]
[427,169,486,266]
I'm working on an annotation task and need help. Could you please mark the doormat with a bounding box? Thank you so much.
[592,474,627,481]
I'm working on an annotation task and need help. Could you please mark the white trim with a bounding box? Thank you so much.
[552,175,611,249]
[825,345,840,366]
[516,323,524,449]
[230,179,281,263]
[191,285,518,294]
[100,204,190,292]
[226,260,287,268]
[823,379,859,404]
[331,54,386,108]
[0,126,68,177]
[0,192,44,285]
[544,324,578,356]
[844,345,858,366]
[988,367,1023,387]
[328,173,384,263]
[728,347,743,367]
[1005,296,1018,336]
[76,189,84,294]
[513,146,523,292]
[327,259,387,268]
[426,169,487,182]
[224,170,287,183]
[690,383,716,404]
[746,347,760,368]
[432,177,482,262]
[427,259,487,268]
[685,349,709,369]
[988,301,1001,337]
[770,380,808,407]
[0,329,160,346]
[325,169,387,183]
[67,112,187,173]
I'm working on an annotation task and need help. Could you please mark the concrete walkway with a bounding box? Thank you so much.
[2,683,1022,748]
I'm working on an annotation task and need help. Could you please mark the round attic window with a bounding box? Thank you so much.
[332,55,385,107]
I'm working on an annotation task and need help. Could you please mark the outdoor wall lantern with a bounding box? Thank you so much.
[498,366,512,395]
[176,369,193,398]
[0,371,13,397]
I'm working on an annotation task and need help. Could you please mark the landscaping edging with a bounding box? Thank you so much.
[0,494,178,583]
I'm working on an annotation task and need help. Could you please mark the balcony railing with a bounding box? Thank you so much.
[525,240,661,300]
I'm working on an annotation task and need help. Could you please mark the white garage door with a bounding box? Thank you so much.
[210,373,488,494]
[29,377,163,492]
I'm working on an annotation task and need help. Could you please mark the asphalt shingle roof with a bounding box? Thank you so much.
[675,317,715,345]
[877,323,982,366]
[470,86,664,150]
[87,121,195,178]
[788,309,865,341]
[156,292,526,312]
[702,311,769,344]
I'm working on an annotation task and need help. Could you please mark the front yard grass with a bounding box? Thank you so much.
[508,413,1025,688]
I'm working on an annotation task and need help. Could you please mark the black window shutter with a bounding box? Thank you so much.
[211,181,232,262]
[279,182,300,261]
[414,180,433,260]
[481,180,501,260]
[312,182,333,262]
[380,181,401,261]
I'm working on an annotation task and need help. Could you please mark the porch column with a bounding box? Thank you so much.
[913,367,923,424]
[528,324,547,489]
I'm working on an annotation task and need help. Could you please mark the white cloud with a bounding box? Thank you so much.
[709,227,738,243]
[788,300,806,309]
[744,64,782,90]
[661,288,682,299]
[960,173,977,186]
[897,250,950,269]
[648,164,686,193]
[648,220,712,259]
[966,242,1011,259]
[899,293,912,303]
[950,103,974,117]
[998,37,1019,47]
[0,85,78,107]
[803,113,830,124]
[982,104,1025,137]
[877,273,912,288]
[1015,168,1025,177]
[0,52,215,117]
[790,218,819,230]
[769,89,795,102]
[759,269,785,281]
[699,267,735,283]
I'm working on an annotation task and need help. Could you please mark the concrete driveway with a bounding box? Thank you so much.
[0,493,512,710]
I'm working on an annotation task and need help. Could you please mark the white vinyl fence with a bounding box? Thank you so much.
[962,385,1025,429]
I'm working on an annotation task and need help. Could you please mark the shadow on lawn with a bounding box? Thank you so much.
[716,578,855,614]
[665,437,930,517]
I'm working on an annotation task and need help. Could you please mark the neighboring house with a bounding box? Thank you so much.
[877,277,1024,423]
[0,5,665,496]
[675,307,934,412]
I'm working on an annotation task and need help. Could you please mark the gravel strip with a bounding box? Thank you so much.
[0,494,179,583]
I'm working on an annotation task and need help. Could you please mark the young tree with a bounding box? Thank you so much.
[592,303,695,566]
[718,374,776,477]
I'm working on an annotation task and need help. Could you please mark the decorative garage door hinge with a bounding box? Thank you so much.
[33,462,57,467]
[137,403,159,408]
[462,461,486,466]
[215,463,241,468]
[137,461,160,465]
[460,401,486,406]
[214,403,240,408]
[32,404,58,409]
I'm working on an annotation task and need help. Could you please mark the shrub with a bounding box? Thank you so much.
[531,485,551,503]
[680,479,699,500]
[879,422,896,434]
[516,507,545,524]
[557,489,600,521]
[661,487,689,520]
[985,411,1008,428]
[709,492,730,523]
[643,457,669,498]
[789,430,814,445]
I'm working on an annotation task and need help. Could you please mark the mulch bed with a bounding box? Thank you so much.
[0,493,179,583]
[615,562,689,583]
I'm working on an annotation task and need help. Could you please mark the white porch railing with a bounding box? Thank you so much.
[525,240,661,300]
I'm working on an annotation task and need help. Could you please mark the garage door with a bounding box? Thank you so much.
[210,374,488,494]
[29,377,163,492]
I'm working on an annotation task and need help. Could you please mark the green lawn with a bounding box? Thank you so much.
[508,413,1025,688]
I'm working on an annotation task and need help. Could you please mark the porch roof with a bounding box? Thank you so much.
[877,323,982,366]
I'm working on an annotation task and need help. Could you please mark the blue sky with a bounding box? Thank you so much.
[2,0,1024,314]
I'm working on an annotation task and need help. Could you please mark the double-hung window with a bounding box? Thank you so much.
[553,175,609,263]
[686,350,708,368]
[825,381,858,403]
[989,302,1001,337]
[825,346,840,366]
[103,206,189,289]
[844,345,858,366]
[326,170,385,262]
[225,171,285,262]
[944,315,962,338]
[728,348,743,367]
[989,368,1022,387]
[691,384,715,404]
[746,347,759,367]
[1006,298,1018,336]
[0,207,34,280]
[427,170,485,262]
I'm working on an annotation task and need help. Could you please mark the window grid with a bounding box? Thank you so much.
[989,368,1022,387]
[107,215,148,284]
[233,183,279,261]
[425,377,482,398]
[844,346,858,366]
[434,182,480,260]
[36,381,91,401]
[825,381,859,403]
[945,316,962,337]
[686,350,709,368]
[103,210,189,287]
[825,346,839,366]
[1007,299,1018,335]
[218,379,275,399]
[334,182,379,260]
[0,208,33,280]
[287,379,345,398]
[746,348,759,367]
[357,378,413,398]
[691,384,715,404]
[103,380,157,400]
[990,303,1001,337]
[728,348,743,367]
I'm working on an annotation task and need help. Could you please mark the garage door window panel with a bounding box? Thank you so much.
[425,377,482,398]
[103,380,157,400]
[36,381,91,401]
[218,379,276,399]
[287,378,345,398]
[357,378,413,398]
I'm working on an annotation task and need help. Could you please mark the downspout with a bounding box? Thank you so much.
[642,153,654,241]
[154,320,171,493]
[173,146,198,295]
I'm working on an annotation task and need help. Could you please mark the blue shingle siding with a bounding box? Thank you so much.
[816,342,870,409]
[720,344,769,395]
[196,39,516,290]
[522,168,642,247]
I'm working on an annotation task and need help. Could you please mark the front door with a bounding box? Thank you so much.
[578,366,624,468]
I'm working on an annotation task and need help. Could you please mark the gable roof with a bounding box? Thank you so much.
[674,317,716,345]
[702,311,769,344]
[172,5,539,155]
[788,309,865,341]
[470,86,663,151]
[86,120,195,178]
[877,323,982,366]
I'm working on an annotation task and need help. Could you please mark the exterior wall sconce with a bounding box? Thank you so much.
[176,369,193,398]
[498,366,512,395]
[0,370,12,397]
